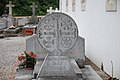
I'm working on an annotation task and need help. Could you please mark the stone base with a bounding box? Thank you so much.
[15,59,103,80]
[15,69,33,80]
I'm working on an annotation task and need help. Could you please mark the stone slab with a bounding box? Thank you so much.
[33,60,44,78]
[33,59,83,79]
[37,13,78,53]
[37,77,82,80]
[15,69,33,80]
[26,34,48,57]
[0,18,7,29]
[38,56,77,78]
[81,65,103,80]
[70,59,82,77]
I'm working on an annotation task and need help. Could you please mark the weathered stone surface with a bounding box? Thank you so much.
[18,18,28,26]
[33,59,83,78]
[70,59,82,77]
[36,13,78,80]
[26,35,85,64]
[26,12,85,80]
[37,13,78,53]
[39,56,76,77]
[81,65,103,80]
[65,36,85,68]
[0,18,7,29]
[15,69,33,80]
[6,1,15,28]
[33,60,44,77]
[26,34,48,60]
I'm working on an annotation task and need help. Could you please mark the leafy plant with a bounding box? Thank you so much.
[17,51,36,69]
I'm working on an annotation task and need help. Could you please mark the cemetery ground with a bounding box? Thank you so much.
[0,36,29,80]
[0,36,109,80]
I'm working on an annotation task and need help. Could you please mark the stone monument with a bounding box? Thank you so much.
[6,1,15,28]
[0,18,7,29]
[36,12,79,80]
[15,12,103,80]
[30,2,38,24]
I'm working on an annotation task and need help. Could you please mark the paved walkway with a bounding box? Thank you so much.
[0,37,29,80]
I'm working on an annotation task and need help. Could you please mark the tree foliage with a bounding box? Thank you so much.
[0,0,59,16]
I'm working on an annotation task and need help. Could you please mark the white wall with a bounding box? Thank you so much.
[60,0,120,79]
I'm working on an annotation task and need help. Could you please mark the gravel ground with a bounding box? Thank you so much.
[0,37,29,80]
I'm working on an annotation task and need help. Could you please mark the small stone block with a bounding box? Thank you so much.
[15,69,33,80]
[70,59,82,77]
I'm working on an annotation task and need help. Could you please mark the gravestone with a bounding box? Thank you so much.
[26,29,85,67]
[22,24,37,36]
[16,12,103,80]
[0,18,7,29]
[18,18,29,26]
[6,1,15,28]
[36,12,79,80]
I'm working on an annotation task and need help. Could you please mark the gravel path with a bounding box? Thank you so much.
[0,37,29,80]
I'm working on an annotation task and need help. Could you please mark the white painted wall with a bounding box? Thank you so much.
[60,0,120,79]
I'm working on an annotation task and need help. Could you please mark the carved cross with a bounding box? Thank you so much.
[55,8,60,12]
[6,1,15,15]
[47,7,55,13]
[30,2,37,16]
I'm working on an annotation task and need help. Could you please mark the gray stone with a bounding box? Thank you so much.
[33,60,44,77]
[33,59,83,80]
[18,18,29,26]
[26,34,48,60]
[37,13,78,53]
[65,36,85,68]
[35,13,78,80]
[39,56,76,77]
[24,12,103,80]
[15,69,33,80]
[6,1,15,28]
[0,18,7,29]
[25,12,86,80]
[81,65,103,80]
[3,27,21,37]
[26,35,85,64]
[33,59,83,78]
[30,2,38,24]
[70,59,82,77]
